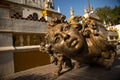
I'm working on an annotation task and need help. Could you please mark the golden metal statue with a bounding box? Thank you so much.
[41,15,116,76]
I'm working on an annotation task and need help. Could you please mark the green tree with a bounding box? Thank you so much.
[95,6,120,25]
[111,6,120,25]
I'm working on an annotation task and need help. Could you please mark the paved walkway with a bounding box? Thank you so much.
[3,64,57,80]
[2,60,120,80]
[57,65,120,80]
[56,50,120,80]
[2,50,120,80]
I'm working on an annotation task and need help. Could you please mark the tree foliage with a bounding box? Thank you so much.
[95,6,120,25]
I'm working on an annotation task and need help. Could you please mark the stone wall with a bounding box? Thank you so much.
[0,8,10,19]
[0,18,47,77]
[0,52,14,77]
[0,33,14,77]
[0,18,47,33]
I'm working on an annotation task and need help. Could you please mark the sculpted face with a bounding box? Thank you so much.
[47,23,84,57]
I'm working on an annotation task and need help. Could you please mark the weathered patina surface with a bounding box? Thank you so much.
[40,15,116,76]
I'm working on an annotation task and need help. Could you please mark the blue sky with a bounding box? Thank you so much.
[54,0,120,21]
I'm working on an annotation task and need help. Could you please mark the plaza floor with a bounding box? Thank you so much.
[3,50,120,80]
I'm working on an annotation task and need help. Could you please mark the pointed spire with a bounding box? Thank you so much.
[70,7,74,17]
[44,1,49,9]
[84,6,88,14]
[103,19,107,28]
[57,6,61,13]
[90,5,93,12]
[88,0,90,12]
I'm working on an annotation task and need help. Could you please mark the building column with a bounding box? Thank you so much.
[0,33,14,77]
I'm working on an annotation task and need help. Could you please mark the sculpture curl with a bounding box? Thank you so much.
[42,15,116,76]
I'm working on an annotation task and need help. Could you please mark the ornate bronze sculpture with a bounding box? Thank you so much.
[40,15,116,76]
[39,41,72,76]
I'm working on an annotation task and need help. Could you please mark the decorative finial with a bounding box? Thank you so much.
[84,7,88,14]
[103,20,107,28]
[90,5,93,12]
[57,6,61,13]
[70,7,74,17]
[44,1,49,9]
